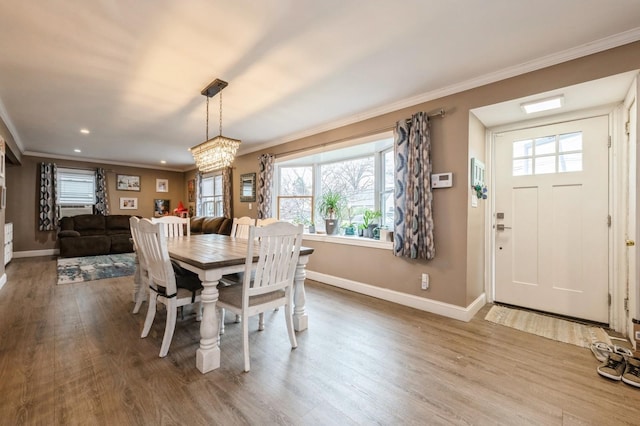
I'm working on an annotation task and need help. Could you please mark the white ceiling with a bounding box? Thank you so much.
[0,0,639,170]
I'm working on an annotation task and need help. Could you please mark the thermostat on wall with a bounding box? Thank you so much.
[431,172,453,188]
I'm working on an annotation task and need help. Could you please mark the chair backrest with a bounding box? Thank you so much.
[242,222,303,300]
[134,218,177,295]
[256,217,278,227]
[231,216,255,240]
[151,216,190,237]
[129,216,148,271]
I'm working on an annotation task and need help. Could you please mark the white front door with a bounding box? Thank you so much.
[494,116,610,323]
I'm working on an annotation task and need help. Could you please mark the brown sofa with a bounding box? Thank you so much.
[189,216,233,236]
[58,214,135,258]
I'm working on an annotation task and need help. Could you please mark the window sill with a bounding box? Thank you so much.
[302,233,393,250]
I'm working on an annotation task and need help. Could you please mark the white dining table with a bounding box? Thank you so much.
[164,233,314,374]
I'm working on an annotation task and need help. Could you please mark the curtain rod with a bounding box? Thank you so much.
[274,108,446,159]
[405,108,446,123]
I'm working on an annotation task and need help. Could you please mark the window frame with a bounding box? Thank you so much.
[272,132,394,249]
[56,167,97,206]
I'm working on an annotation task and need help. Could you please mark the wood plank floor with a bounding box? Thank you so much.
[1,256,638,425]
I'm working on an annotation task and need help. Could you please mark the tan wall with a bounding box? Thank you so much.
[231,41,640,307]
[6,155,186,253]
[466,113,487,304]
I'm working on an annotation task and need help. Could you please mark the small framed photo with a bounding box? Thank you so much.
[116,174,141,191]
[188,179,195,202]
[0,186,5,210]
[154,199,170,217]
[119,197,138,210]
[156,178,169,192]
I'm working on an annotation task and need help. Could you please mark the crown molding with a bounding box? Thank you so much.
[239,27,640,156]
[0,97,24,151]
[23,151,186,172]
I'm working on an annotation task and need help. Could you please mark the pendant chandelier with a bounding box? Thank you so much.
[190,79,241,172]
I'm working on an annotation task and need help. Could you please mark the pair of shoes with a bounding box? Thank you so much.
[590,341,634,362]
[597,353,626,380]
[622,357,640,388]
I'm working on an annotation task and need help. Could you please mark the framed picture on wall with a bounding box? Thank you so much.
[119,197,138,210]
[116,174,141,191]
[188,179,195,202]
[154,199,170,217]
[240,173,256,202]
[156,178,169,192]
[1,186,5,210]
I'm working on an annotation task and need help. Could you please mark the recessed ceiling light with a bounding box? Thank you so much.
[160,160,167,164]
[80,128,90,134]
[74,149,81,153]
[521,95,564,114]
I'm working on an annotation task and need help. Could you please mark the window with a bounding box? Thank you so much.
[513,131,583,176]
[57,168,96,205]
[200,173,223,216]
[275,133,394,231]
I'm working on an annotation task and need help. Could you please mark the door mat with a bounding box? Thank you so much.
[485,305,612,348]
[57,253,136,285]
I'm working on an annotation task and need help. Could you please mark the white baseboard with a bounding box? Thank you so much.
[306,270,486,322]
[0,273,6,291]
[13,249,59,258]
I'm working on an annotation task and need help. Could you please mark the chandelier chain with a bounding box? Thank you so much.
[219,92,223,136]
[205,96,209,140]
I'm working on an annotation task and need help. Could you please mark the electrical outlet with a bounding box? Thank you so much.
[421,273,429,290]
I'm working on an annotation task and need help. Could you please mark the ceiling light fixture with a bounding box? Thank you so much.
[190,78,240,172]
[80,128,90,134]
[74,149,81,153]
[521,95,564,114]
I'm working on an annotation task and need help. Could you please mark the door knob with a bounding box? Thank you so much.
[626,240,635,247]
[496,224,512,231]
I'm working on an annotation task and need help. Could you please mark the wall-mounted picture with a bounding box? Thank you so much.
[240,172,256,202]
[156,178,169,192]
[119,197,138,210]
[188,179,195,202]
[116,174,140,191]
[1,186,5,210]
[154,199,170,217]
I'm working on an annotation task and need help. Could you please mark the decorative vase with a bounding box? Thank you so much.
[308,224,315,233]
[325,219,339,235]
[367,223,378,239]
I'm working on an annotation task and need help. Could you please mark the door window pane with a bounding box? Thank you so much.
[513,158,532,176]
[535,136,556,155]
[513,139,533,158]
[559,153,583,172]
[559,132,582,152]
[535,156,555,174]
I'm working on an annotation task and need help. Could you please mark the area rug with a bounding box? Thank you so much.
[57,253,136,285]
[485,305,612,348]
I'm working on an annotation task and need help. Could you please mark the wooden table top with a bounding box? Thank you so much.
[165,233,314,270]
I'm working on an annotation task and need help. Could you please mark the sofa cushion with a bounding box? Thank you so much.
[59,235,111,258]
[58,230,81,238]
[110,234,134,254]
[106,215,132,231]
[190,217,204,233]
[72,214,106,235]
[202,217,230,234]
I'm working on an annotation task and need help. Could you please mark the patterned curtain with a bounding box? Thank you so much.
[195,171,202,216]
[39,162,58,231]
[222,167,232,218]
[393,112,435,259]
[257,153,275,219]
[95,168,109,215]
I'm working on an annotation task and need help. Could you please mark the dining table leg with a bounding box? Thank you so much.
[196,275,221,373]
[292,255,310,331]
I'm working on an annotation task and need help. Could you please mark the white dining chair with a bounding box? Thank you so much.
[256,217,278,227]
[133,218,202,357]
[230,216,255,239]
[216,222,303,372]
[129,216,148,314]
[151,215,190,237]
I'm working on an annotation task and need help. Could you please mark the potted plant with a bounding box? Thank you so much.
[361,209,382,238]
[318,190,345,235]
